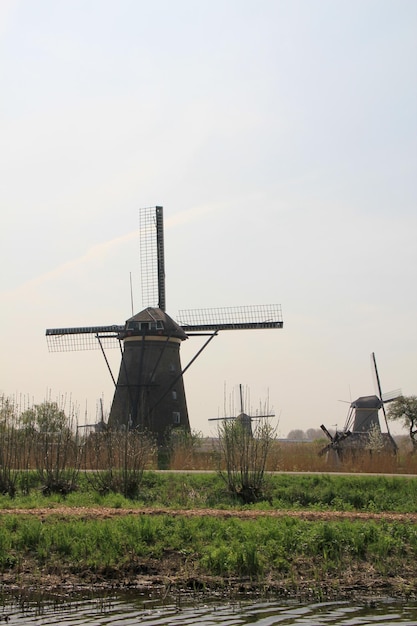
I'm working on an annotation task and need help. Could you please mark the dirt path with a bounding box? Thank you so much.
[2,506,417,523]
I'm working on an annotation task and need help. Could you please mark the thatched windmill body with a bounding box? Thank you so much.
[46,206,283,444]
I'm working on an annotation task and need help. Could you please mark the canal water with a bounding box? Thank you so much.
[1,594,417,625]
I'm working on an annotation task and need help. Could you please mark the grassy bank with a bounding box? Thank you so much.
[2,471,417,513]
[0,472,417,599]
[1,511,416,599]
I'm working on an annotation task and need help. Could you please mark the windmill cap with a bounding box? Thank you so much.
[351,395,382,409]
[125,307,187,340]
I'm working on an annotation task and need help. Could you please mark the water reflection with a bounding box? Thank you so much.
[1,593,417,625]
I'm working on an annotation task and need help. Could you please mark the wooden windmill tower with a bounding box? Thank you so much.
[46,206,283,445]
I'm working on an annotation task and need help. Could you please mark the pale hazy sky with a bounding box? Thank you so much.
[1,0,416,437]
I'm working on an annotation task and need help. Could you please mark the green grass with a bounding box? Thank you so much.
[1,513,416,583]
[267,473,417,512]
[1,471,417,513]
[1,471,416,597]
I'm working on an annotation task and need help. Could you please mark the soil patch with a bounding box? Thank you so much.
[1,506,417,523]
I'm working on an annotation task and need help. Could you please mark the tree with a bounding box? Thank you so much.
[20,401,79,494]
[306,428,326,441]
[21,401,67,434]
[287,429,306,441]
[387,396,417,453]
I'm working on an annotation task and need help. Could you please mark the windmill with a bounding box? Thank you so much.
[320,352,400,459]
[208,384,275,436]
[46,206,283,445]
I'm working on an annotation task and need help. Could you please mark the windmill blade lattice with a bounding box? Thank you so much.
[178,304,283,332]
[139,205,165,311]
[46,326,123,351]
[381,389,402,403]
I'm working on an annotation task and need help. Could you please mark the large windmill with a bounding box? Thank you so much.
[46,206,283,445]
[320,353,400,459]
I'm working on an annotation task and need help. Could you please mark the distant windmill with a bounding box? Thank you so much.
[320,352,400,459]
[46,206,283,445]
[208,384,275,436]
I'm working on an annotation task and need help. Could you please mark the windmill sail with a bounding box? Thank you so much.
[371,352,401,431]
[46,325,122,351]
[139,205,165,311]
[178,304,283,332]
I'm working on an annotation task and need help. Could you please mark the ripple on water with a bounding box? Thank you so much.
[2,595,417,625]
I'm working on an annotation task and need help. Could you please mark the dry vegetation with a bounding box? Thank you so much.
[1,396,416,492]
[170,436,417,475]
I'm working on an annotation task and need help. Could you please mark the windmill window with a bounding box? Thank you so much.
[139,322,150,330]
[169,363,176,374]
[172,390,177,400]
[172,412,181,424]
[148,321,163,330]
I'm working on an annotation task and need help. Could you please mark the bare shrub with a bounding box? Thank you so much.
[0,395,22,496]
[217,418,275,504]
[0,394,39,496]
[86,428,156,499]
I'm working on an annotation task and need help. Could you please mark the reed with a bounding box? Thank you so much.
[2,393,417,477]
